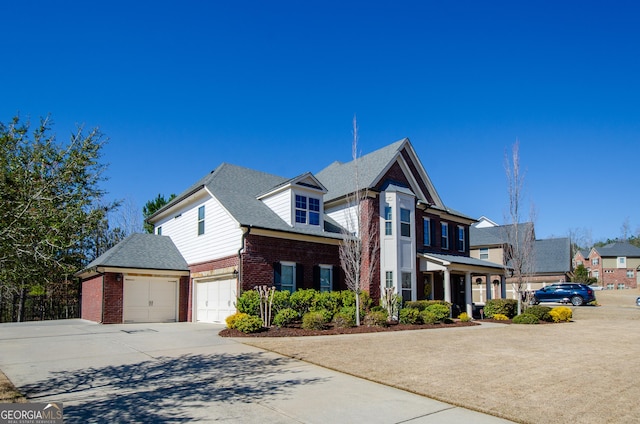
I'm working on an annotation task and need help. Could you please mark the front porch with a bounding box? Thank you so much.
[418,253,507,318]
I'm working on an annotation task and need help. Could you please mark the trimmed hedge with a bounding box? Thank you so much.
[363,310,388,327]
[234,314,264,333]
[404,300,451,311]
[513,313,539,324]
[302,311,327,330]
[525,305,552,322]
[272,308,299,328]
[550,306,572,322]
[399,308,421,324]
[484,299,518,318]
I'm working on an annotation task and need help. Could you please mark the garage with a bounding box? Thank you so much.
[123,276,178,323]
[195,278,237,323]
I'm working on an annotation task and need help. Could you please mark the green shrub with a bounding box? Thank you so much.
[234,314,264,333]
[399,307,421,324]
[420,310,439,324]
[492,313,509,321]
[405,300,451,311]
[425,303,450,321]
[525,305,552,322]
[340,290,370,316]
[370,305,385,313]
[458,312,471,322]
[333,310,356,328]
[225,312,246,329]
[236,290,260,316]
[301,311,327,330]
[550,306,572,322]
[310,307,333,323]
[272,308,299,328]
[363,310,388,327]
[443,317,454,324]
[513,313,540,324]
[484,299,518,318]
[290,289,317,315]
[271,290,291,314]
[313,291,341,317]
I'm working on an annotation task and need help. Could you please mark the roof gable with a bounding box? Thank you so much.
[593,242,640,258]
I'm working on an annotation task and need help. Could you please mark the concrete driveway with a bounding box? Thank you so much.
[0,319,513,423]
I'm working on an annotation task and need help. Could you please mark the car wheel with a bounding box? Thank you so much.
[571,295,584,306]
[531,296,539,305]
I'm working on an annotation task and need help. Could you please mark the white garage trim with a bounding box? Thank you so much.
[123,276,178,323]
[193,277,238,323]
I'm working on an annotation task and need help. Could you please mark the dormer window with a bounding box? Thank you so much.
[295,194,320,226]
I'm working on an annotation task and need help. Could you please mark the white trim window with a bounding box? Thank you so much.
[441,222,449,250]
[319,265,332,292]
[423,217,431,246]
[295,195,321,226]
[457,225,465,252]
[384,206,392,236]
[280,262,296,293]
[480,248,489,260]
[385,271,393,288]
[401,272,412,302]
[626,269,634,278]
[197,205,205,236]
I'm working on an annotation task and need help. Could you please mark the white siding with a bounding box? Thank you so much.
[326,203,360,235]
[262,190,292,226]
[156,194,242,265]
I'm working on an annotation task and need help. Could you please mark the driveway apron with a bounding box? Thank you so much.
[0,320,513,423]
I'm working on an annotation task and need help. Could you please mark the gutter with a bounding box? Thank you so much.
[237,226,250,295]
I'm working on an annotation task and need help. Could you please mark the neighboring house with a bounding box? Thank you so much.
[469,218,572,303]
[573,242,640,289]
[77,138,505,324]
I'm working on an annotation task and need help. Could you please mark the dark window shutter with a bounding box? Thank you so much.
[296,263,304,291]
[312,265,320,291]
[273,262,281,291]
[333,265,343,291]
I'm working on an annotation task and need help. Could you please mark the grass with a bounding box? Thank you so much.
[241,289,640,424]
[0,370,26,403]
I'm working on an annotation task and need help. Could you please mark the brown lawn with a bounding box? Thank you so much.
[241,289,640,424]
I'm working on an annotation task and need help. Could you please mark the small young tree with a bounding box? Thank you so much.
[339,117,379,326]
[503,140,536,315]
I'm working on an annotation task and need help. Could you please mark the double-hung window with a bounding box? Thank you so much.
[197,205,205,235]
[280,262,296,293]
[400,208,411,237]
[457,226,465,251]
[441,222,449,250]
[319,265,332,292]
[480,248,489,260]
[385,271,393,288]
[423,218,431,246]
[295,195,320,226]
[384,206,392,235]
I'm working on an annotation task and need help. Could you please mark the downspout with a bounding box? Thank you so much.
[237,226,250,295]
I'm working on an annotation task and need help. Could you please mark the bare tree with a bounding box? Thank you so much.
[339,116,379,326]
[503,140,536,315]
[113,197,144,236]
[620,217,631,241]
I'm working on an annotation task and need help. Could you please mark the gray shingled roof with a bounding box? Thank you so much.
[422,252,506,270]
[77,233,189,276]
[532,238,571,273]
[152,163,345,239]
[316,139,407,202]
[594,242,640,258]
[469,223,534,247]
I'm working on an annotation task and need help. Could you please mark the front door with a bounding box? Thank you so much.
[451,275,466,317]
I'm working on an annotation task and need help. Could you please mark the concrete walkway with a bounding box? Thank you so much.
[0,320,514,423]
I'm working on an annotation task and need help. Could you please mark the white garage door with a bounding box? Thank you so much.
[123,277,177,323]
[195,278,237,323]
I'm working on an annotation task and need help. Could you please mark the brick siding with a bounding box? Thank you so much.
[81,275,103,323]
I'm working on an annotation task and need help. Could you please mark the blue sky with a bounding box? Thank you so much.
[2,1,639,244]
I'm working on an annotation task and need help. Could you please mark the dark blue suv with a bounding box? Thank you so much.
[531,283,596,306]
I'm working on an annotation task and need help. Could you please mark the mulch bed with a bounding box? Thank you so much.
[219,320,479,337]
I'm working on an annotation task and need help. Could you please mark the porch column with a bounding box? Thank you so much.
[443,269,451,303]
[501,275,507,298]
[465,271,473,317]
[485,274,492,301]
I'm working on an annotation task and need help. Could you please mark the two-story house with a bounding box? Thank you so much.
[77,139,505,324]
[574,242,640,289]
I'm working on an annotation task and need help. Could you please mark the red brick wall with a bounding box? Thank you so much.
[81,275,103,323]
[102,272,124,324]
[178,276,189,321]
[189,256,239,274]
[241,234,343,291]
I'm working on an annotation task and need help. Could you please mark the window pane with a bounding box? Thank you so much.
[309,197,320,212]
[198,205,205,220]
[309,212,319,225]
[385,206,392,220]
[400,208,410,223]
[198,220,205,236]
[385,221,392,236]
[281,264,295,293]
[295,209,306,223]
[441,223,449,249]
[295,195,307,209]
[320,267,332,292]
[385,271,393,288]
[401,223,410,237]
[423,219,430,246]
